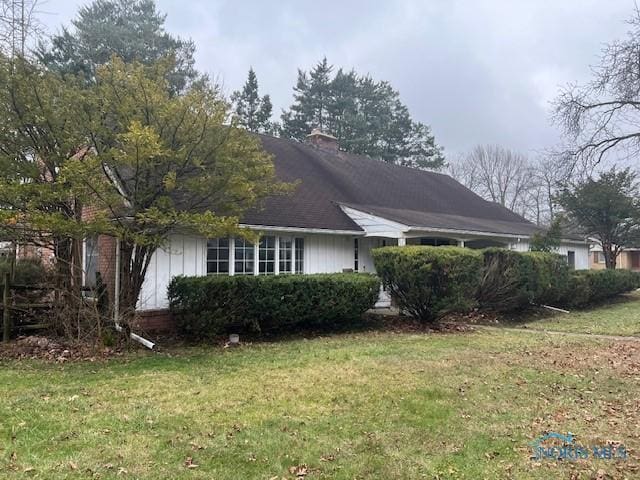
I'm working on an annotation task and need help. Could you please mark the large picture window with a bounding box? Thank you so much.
[259,236,276,275]
[294,238,304,274]
[206,238,229,275]
[234,238,255,275]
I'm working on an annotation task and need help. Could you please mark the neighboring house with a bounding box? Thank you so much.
[86,130,589,330]
[590,245,640,271]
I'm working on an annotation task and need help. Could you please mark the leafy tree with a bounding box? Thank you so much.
[556,168,640,269]
[0,55,104,334]
[530,217,563,252]
[280,58,444,170]
[0,55,285,329]
[36,0,196,92]
[231,68,274,134]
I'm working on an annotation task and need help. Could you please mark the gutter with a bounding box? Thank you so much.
[113,238,155,350]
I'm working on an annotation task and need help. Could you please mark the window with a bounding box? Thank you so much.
[207,238,229,275]
[420,238,454,246]
[354,238,359,272]
[259,236,276,275]
[567,251,576,269]
[279,236,293,273]
[234,238,255,275]
[294,238,304,274]
[84,235,99,287]
[594,251,605,264]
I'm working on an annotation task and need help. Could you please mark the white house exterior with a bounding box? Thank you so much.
[138,208,589,312]
[74,129,583,317]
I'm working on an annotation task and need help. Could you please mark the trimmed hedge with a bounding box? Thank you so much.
[372,246,482,323]
[168,273,380,337]
[374,246,640,321]
[563,269,640,308]
[477,249,570,311]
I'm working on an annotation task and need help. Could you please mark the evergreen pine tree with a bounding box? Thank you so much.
[36,0,197,93]
[280,57,333,139]
[281,58,444,169]
[231,68,274,134]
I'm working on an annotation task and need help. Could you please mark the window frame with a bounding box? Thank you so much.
[258,235,276,275]
[234,237,255,275]
[206,238,230,275]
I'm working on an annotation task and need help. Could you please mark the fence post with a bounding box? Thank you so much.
[2,272,10,342]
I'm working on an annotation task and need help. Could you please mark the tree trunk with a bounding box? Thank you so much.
[603,243,618,270]
[118,240,155,327]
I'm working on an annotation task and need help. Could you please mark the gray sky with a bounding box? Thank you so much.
[38,0,634,158]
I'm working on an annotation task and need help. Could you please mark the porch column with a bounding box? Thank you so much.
[398,237,406,246]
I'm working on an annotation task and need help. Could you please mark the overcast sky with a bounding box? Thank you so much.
[38,0,634,158]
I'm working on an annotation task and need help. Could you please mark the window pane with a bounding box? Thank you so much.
[207,238,230,275]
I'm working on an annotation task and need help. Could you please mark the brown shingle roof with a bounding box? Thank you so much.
[241,135,542,237]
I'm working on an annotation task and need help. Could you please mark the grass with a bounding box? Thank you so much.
[518,291,640,336]
[1,300,639,479]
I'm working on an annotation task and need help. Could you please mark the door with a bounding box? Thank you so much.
[631,252,640,269]
[567,251,576,269]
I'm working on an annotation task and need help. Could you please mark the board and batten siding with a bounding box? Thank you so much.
[138,235,207,310]
[138,232,366,311]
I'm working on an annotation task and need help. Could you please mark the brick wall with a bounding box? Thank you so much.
[133,309,176,333]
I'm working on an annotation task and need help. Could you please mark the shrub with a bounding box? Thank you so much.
[477,249,572,311]
[168,273,380,338]
[0,257,48,285]
[563,269,640,308]
[372,246,482,323]
[478,249,534,311]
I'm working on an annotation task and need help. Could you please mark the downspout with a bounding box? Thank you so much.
[113,237,155,350]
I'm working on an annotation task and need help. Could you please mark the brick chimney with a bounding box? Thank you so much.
[306,128,339,152]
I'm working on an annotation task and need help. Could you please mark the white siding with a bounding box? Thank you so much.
[304,234,355,273]
[556,242,590,270]
[138,234,206,310]
[509,240,589,270]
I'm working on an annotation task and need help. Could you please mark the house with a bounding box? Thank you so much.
[86,130,590,330]
[590,245,640,271]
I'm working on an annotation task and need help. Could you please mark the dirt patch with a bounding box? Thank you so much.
[0,335,131,362]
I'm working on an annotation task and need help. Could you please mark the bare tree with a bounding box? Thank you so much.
[0,0,45,57]
[449,145,536,220]
[554,8,640,173]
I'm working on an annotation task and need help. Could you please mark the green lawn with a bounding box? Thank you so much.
[519,291,640,336]
[1,302,639,479]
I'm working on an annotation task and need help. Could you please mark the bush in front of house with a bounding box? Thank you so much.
[372,246,482,323]
[0,257,49,285]
[476,249,537,311]
[563,269,640,308]
[167,273,381,337]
